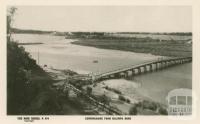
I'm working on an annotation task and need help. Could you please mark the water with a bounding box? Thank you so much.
[134,63,192,105]
[100,62,192,105]
[13,34,192,104]
[13,34,162,74]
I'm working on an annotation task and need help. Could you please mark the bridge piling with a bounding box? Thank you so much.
[153,63,157,71]
[93,57,192,81]
[132,69,135,76]
[157,63,161,70]
[138,67,141,75]
[143,66,147,73]
[162,62,166,69]
[159,62,163,70]
[180,60,183,64]
[166,62,170,67]
[149,64,153,72]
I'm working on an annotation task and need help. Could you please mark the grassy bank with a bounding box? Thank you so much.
[72,38,192,57]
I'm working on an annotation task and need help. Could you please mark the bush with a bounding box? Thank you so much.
[98,94,110,105]
[126,99,131,103]
[129,105,138,115]
[158,107,168,115]
[118,95,126,101]
[118,95,130,103]
[135,102,142,107]
[7,40,38,114]
[142,100,157,111]
[104,86,122,94]
[86,86,92,95]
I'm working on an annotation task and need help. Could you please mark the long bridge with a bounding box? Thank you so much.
[92,57,192,81]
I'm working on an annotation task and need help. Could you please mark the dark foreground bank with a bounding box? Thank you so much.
[7,39,90,115]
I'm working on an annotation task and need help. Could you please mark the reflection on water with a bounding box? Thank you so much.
[98,63,191,105]
[133,63,192,105]
[13,34,192,104]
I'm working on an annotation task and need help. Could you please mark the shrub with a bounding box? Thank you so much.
[86,86,92,95]
[104,86,122,94]
[118,95,130,103]
[142,100,157,111]
[126,99,131,103]
[129,105,138,115]
[99,94,110,105]
[118,95,126,101]
[158,107,168,115]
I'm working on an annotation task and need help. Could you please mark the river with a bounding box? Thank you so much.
[13,34,192,105]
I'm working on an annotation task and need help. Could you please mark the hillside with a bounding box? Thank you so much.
[7,38,87,115]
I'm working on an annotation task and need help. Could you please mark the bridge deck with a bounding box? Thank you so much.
[94,57,192,79]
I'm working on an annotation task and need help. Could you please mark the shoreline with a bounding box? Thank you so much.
[46,65,168,115]
[71,38,192,57]
[18,42,43,45]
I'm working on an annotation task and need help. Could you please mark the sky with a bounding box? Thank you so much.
[13,6,192,32]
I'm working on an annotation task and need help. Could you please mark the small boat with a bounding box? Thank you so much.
[93,60,98,63]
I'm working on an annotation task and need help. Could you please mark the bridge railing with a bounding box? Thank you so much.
[94,56,192,78]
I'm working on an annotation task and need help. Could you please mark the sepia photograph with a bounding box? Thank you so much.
[6,6,192,116]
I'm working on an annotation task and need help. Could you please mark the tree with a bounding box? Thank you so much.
[7,7,17,40]
[86,86,92,95]
[129,105,138,115]
[158,107,168,115]
[63,87,69,98]
[99,94,110,105]
[7,7,36,114]
[6,7,64,115]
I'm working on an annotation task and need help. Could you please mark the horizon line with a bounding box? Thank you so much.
[13,27,192,33]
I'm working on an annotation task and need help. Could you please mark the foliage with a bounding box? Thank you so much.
[126,99,131,103]
[7,7,63,115]
[7,38,63,114]
[116,32,192,36]
[98,94,110,105]
[158,107,168,115]
[118,95,126,101]
[11,28,52,34]
[129,100,168,115]
[62,69,78,76]
[7,7,17,38]
[142,100,157,111]
[104,86,122,94]
[7,36,37,114]
[86,86,92,95]
[118,95,130,103]
[129,105,138,115]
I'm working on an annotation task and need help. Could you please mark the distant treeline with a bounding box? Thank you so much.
[11,28,52,34]
[18,42,43,45]
[71,32,105,36]
[68,31,192,36]
[11,28,192,36]
[116,32,192,36]
[72,38,192,57]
